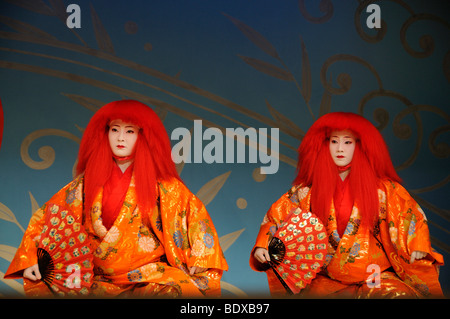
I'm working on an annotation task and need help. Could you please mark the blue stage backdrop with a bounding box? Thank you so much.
[0,0,448,297]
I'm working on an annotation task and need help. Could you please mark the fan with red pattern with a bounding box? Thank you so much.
[268,208,328,294]
[26,203,93,297]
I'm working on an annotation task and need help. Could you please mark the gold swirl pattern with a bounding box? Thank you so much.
[20,129,81,170]
[354,0,450,80]
[298,0,335,24]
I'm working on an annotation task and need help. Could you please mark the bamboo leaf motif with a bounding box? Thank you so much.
[319,89,332,117]
[28,192,40,216]
[266,100,304,139]
[175,162,185,176]
[0,245,17,262]
[223,13,280,59]
[238,55,293,81]
[0,15,57,40]
[62,93,104,113]
[219,228,245,253]
[0,202,25,233]
[0,202,17,224]
[3,0,55,16]
[430,236,450,256]
[224,13,315,120]
[196,171,231,206]
[90,3,115,54]
[300,37,312,104]
[319,73,332,117]
[48,0,67,22]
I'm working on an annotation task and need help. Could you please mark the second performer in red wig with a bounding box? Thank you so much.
[250,112,444,298]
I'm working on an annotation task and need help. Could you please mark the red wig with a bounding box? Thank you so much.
[293,112,401,231]
[76,100,181,218]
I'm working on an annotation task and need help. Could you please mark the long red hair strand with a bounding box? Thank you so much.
[293,112,401,231]
[76,100,181,222]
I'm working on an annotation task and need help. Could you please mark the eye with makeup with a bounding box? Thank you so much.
[109,127,136,134]
[330,138,353,144]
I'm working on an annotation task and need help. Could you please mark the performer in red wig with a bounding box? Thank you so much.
[250,112,444,298]
[5,100,228,297]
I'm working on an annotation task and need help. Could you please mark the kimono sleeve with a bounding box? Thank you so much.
[157,178,228,271]
[4,177,84,280]
[249,189,298,272]
[185,191,229,271]
[4,207,45,279]
[378,180,444,297]
[156,178,228,297]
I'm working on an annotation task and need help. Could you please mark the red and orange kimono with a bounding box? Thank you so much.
[5,172,228,297]
[250,179,444,298]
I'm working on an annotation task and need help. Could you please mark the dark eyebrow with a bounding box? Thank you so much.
[330,135,354,139]
[110,124,136,128]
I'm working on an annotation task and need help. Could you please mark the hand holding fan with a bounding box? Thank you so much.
[27,203,93,297]
[268,208,328,294]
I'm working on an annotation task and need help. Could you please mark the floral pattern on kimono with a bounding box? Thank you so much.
[4,177,85,296]
[5,175,228,297]
[250,179,444,298]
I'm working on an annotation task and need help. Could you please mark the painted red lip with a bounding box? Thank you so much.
[337,155,344,158]
[117,145,125,149]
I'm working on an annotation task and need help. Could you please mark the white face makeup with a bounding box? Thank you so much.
[329,130,356,167]
[108,119,139,158]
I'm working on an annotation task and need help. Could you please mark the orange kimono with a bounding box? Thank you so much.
[5,174,228,297]
[250,179,444,298]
